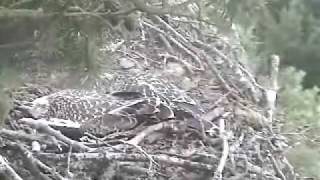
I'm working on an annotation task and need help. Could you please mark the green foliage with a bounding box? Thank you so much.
[209,0,320,87]
[35,2,104,71]
[0,89,12,127]
[286,142,320,179]
[254,0,320,87]
[252,52,320,180]
[236,18,320,178]
[0,68,16,127]
[220,1,320,177]
[0,0,137,73]
[258,0,304,55]
[278,67,320,130]
[34,17,93,69]
[0,66,21,89]
[201,0,269,32]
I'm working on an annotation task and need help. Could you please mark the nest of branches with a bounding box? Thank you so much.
[0,14,297,180]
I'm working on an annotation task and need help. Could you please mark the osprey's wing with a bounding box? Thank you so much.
[29,89,171,137]
[107,72,204,117]
[108,73,197,105]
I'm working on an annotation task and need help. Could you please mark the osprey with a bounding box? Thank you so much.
[23,89,175,138]
[21,72,206,138]
[104,72,205,119]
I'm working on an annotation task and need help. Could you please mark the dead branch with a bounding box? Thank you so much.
[0,6,132,19]
[142,20,203,70]
[0,155,23,180]
[265,54,280,123]
[234,107,269,129]
[214,118,229,179]
[18,118,92,152]
[0,40,34,50]
[158,34,174,53]
[154,15,189,43]
[1,7,295,180]
[119,163,150,175]
[0,128,58,147]
[158,53,194,74]
[270,155,286,180]
[167,36,204,70]
[36,152,215,171]
[4,142,67,180]
[15,144,52,180]
[127,120,183,145]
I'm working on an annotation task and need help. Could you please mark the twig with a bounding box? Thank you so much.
[0,128,57,146]
[194,39,233,66]
[265,54,280,123]
[66,145,73,177]
[154,15,188,44]
[233,106,269,129]
[246,162,276,178]
[119,163,150,175]
[225,173,247,180]
[5,141,67,180]
[0,155,23,180]
[139,19,146,41]
[270,155,286,180]
[36,159,67,180]
[237,63,264,90]
[214,118,229,180]
[121,140,158,171]
[10,143,67,180]
[142,21,203,70]
[1,3,130,23]
[191,40,250,98]
[0,40,34,49]
[158,53,194,75]
[167,35,203,70]
[282,157,297,180]
[19,118,92,152]
[127,120,181,145]
[158,34,174,53]
[15,144,52,180]
[191,40,238,95]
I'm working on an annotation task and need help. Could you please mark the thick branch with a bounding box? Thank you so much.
[0,8,46,18]
[19,118,92,152]
[37,152,215,171]
[0,155,23,180]
[0,7,128,19]
[0,128,58,146]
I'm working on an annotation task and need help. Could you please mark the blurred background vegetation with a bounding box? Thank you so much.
[1,0,320,178]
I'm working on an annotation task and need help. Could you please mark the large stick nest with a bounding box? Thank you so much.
[0,13,296,180]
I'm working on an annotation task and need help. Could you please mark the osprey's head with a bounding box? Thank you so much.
[29,96,50,119]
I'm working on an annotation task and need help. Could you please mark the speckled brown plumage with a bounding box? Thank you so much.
[105,72,205,118]
[26,72,205,137]
[28,89,166,136]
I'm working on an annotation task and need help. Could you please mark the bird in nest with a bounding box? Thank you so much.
[20,89,176,139]
[20,72,207,139]
[101,71,205,118]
